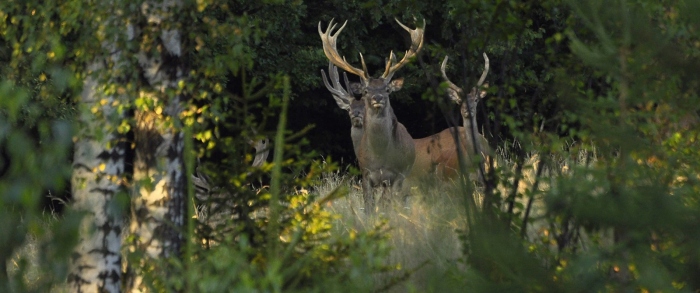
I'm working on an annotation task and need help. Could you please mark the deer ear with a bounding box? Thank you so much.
[388,78,404,92]
[479,83,489,98]
[446,88,461,104]
[350,83,363,95]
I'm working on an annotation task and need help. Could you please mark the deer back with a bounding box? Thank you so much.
[409,127,465,180]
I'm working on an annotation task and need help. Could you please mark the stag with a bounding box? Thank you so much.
[440,53,491,181]
[321,62,365,158]
[319,18,424,213]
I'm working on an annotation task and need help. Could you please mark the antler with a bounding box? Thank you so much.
[440,55,463,104]
[381,18,426,80]
[318,19,370,82]
[476,52,489,87]
[321,62,354,110]
[440,53,490,104]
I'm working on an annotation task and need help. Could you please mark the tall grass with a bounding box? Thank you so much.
[314,169,480,292]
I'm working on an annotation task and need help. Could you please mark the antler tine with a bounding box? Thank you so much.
[440,55,464,105]
[318,19,369,81]
[476,53,490,87]
[343,54,369,79]
[321,62,354,110]
[321,70,345,99]
[321,63,351,100]
[440,55,463,93]
[342,71,351,93]
[358,53,368,77]
[327,62,343,90]
[381,18,425,80]
[383,51,397,78]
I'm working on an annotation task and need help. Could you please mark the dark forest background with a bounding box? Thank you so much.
[225,0,576,165]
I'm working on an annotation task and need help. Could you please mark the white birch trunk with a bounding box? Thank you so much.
[127,0,186,291]
[68,61,126,293]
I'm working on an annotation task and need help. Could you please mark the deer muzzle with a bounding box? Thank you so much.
[371,96,385,109]
[351,117,363,127]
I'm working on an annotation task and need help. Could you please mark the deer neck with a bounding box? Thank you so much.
[363,102,396,152]
[350,125,363,158]
[461,107,487,155]
[461,103,476,138]
[462,112,474,132]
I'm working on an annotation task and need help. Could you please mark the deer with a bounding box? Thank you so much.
[322,62,469,183]
[320,62,365,158]
[319,18,424,213]
[440,53,491,182]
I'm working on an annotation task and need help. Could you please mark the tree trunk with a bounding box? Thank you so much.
[68,61,126,293]
[126,0,187,291]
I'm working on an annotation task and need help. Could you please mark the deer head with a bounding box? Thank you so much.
[319,18,424,117]
[321,62,364,128]
[441,53,490,124]
[349,98,365,128]
[440,53,491,179]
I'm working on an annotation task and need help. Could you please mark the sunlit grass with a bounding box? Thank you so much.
[313,169,479,292]
[6,212,69,293]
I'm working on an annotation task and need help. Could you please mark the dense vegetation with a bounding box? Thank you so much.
[1,0,699,292]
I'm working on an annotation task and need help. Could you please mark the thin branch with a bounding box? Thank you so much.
[521,155,547,239]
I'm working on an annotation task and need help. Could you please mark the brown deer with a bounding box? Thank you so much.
[440,54,491,180]
[321,62,365,158]
[319,18,424,213]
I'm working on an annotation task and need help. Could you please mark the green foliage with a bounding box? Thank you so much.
[166,61,393,291]
[173,196,392,292]
[0,1,86,290]
[0,0,90,125]
[3,0,394,291]
[124,1,396,291]
[440,0,700,292]
[0,81,79,291]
